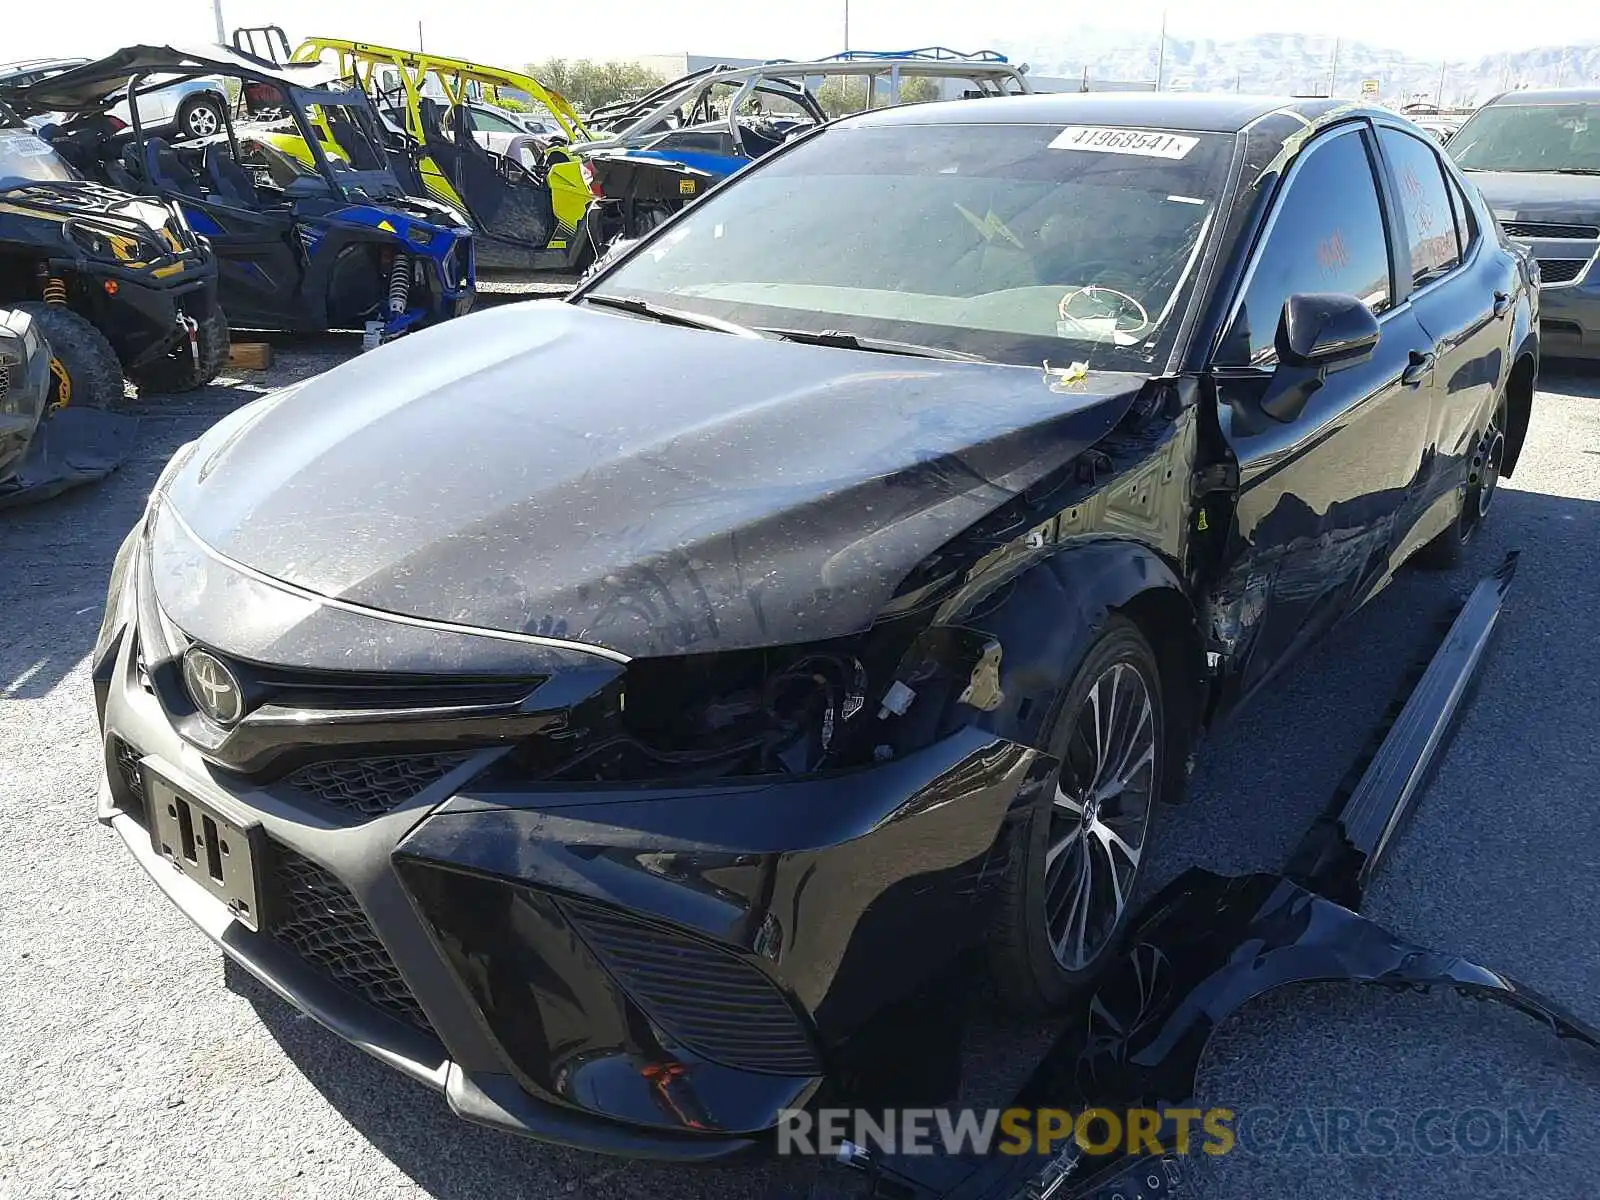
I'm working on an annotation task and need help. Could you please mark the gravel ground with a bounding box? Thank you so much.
[1,325,1597,1200]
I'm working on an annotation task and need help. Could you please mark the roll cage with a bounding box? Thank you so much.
[573,51,1031,159]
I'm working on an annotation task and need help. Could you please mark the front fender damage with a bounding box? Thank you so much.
[831,553,1600,1200]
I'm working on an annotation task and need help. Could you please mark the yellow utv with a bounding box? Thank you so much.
[234,29,598,272]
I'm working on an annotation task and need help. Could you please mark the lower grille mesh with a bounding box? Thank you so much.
[112,737,146,819]
[270,846,432,1034]
[560,896,818,1076]
[1537,258,1588,285]
[284,753,473,820]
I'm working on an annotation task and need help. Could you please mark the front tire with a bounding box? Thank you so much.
[989,616,1164,1010]
[129,308,229,395]
[177,94,225,141]
[14,302,125,411]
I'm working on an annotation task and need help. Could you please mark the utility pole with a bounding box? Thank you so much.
[1436,60,1447,107]
[1154,9,1167,91]
[212,0,225,45]
[1328,37,1340,97]
[843,0,850,52]
[417,21,424,51]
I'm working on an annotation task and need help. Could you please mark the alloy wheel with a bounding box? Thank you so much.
[1043,660,1157,971]
[1475,399,1507,522]
[185,102,220,138]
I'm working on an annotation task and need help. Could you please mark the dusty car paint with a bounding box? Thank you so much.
[93,94,1543,1155]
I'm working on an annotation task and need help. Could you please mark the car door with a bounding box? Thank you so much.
[1373,123,1516,558]
[1210,121,1436,697]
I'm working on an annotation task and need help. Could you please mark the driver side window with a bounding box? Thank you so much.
[1218,126,1394,366]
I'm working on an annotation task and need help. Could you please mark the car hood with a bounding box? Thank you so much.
[163,301,1146,659]
[1466,170,1600,225]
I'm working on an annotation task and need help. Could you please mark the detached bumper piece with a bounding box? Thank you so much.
[0,406,139,510]
[856,554,1600,1200]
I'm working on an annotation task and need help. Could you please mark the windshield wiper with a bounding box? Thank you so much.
[579,294,763,337]
[1552,167,1600,175]
[760,327,988,362]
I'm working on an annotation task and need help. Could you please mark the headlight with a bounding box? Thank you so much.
[486,621,1002,787]
[65,221,157,263]
[406,225,434,246]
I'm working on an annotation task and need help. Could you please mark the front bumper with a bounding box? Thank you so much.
[1512,238,1600,359]
[93,525,1045,1155]
[54,255,220,370]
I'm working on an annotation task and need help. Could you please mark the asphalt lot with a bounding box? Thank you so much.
[1,319,1597,1200]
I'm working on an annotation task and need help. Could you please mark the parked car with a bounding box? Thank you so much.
[93,93,1535,1156]
[0,56,227,140]
[1449,86,1600,358]
[1413,115,1464,144]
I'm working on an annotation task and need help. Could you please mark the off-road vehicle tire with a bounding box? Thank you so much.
[130,308,230,395]
[15,302,125,410]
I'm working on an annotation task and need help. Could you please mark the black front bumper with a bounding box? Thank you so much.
[52,254,219,370]
[93,523,1045,1157]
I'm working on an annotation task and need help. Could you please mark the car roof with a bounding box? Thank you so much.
[847,91,1354,133]
[1482,86,1600,105]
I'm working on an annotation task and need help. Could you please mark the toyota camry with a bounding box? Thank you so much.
[92,93,1536,1155]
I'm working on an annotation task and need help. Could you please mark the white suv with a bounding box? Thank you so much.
[0,57,228,139]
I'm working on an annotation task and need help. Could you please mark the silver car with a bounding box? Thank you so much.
[0,57,228,139]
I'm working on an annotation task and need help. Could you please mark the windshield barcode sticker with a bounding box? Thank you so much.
[1049,127,1199,159]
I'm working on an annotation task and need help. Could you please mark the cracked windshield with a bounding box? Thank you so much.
[596,121,1230,368]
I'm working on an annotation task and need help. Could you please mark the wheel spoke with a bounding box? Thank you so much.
[1090,817,1142,867]
[1052,783,1085,816]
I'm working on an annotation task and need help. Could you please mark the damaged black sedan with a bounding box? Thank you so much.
[93,93,1536,1155]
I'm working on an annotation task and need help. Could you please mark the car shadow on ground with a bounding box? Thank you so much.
[230,480,1600,1200]
[0,358,331,702]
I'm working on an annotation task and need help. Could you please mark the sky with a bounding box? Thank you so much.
[6,0,1599,68]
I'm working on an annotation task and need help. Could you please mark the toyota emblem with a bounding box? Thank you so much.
[182,647,243,727]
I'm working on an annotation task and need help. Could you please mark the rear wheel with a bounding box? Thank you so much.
[14,302,125,411]
[1416,389,1508,568]
[989,616,1164,1010]
[129,308,230,395]
[177,94,225,141]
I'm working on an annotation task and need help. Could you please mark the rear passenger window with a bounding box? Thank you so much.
[1379,127,1461,285]
[1444,168,1479,254]
[1218,126,1392,366]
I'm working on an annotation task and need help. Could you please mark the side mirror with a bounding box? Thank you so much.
[1255,294,1381,423]
[1276,292,1381,370]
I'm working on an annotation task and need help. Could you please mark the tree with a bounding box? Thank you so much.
[530,58,666,112]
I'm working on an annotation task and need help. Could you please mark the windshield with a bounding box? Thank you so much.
[293,83,403,200]
[590,121,1232,369]
[0,126,77,188]
[1451,101,1600,172]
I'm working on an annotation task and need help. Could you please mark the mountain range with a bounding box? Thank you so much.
[994,32,1600,107]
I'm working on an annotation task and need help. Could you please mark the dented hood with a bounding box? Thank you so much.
[163,301,1142,658]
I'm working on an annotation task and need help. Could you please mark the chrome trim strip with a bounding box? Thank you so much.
[159,503,633,665]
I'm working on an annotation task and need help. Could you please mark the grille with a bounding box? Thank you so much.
[284,752,473,820]
[112,737,146,818]
[0,359,9,397]
[1504,220,1600,240]
[270,845,432,1033]
[1537,258,1589,285]
[560,896,819,1076]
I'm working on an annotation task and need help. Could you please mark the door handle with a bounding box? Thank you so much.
[1402,349,1437,387]
[1493,290,1511,318]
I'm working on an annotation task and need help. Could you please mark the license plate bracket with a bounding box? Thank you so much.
[144,766,267,931]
